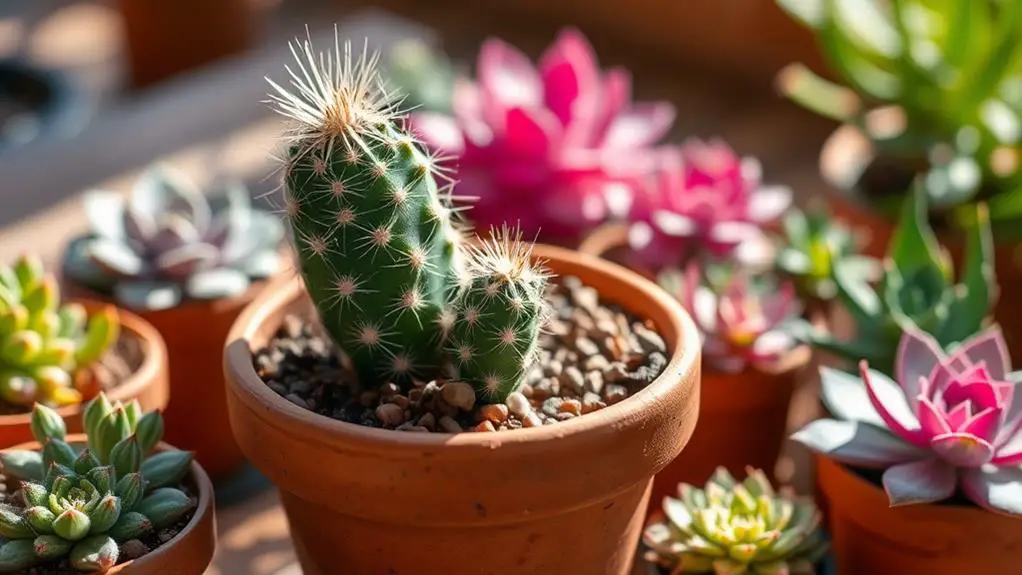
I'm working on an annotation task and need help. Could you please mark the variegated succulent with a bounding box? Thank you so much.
[0,395,195,572]
[643,466,828,574]
[61,163,284,311]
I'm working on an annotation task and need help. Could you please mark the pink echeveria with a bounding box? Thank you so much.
[410,28,675,242]
[793,324,1022,516]
[626,138,791,270]
[661,261,801,373]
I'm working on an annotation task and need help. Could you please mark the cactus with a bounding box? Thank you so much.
[772,203,859,304]
[643,466,828,574]
[792,182,995,375]
[61,163,285,311]
[794,325,1022,516]
[0,255,119,409]
[0,396,194,572]
[448,226,550,402]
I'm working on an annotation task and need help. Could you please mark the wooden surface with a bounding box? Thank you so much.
[0,3,833,573]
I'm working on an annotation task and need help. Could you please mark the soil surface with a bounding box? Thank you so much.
[253,275,670,432]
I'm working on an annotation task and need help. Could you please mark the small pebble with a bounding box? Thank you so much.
[522,412,543,428]
[389,395,410,410]
[440,381,476,411]
[559,367,585,394]
[634,324,667,354]
[574,337,600,357]
[544,359,564,378]
[555,412,577,421]
[439,415,463,433]
[604,362,629,382]
[478,404,509,424]
[604,384,628,405]
[541,397,565,417]
[559,399,582,417]
[417,413,436,430]
[584,354,609,372]
[119,540,149,561]
[473,420,497,433]
[267,381,287,396]
[582,392,606,414]
[505,392,531,418]
[375,403,405,426]
[396,423,430,432]
[285,394,308,409]
[585,371,604,395]
[380,382,401,397]
[532,378,557,400]
[359,390,378,407]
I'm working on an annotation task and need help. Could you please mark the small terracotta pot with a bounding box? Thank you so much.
[224,245,701,575]
[63,280,264,484]
[0,301,168,449]
[817,456,1022,573]
[648,346,810,513]
[3,435,217,573]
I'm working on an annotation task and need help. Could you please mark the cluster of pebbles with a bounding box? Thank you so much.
[254,276,669,433]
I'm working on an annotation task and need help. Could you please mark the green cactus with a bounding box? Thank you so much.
[0,255,119,409]
[447,227,549,402]
[0,395,194,572]
[268,36,468,386]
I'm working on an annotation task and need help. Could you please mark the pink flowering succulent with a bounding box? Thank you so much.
[793,325,1022,515]
[410,28,675,242]
[626,138,792,270]
[661,261,801,373]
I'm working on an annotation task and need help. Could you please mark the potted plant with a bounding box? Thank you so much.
[224,33,700,574]
[0,254,167,449]
[641,466,832,574]
[792,323,1022,573]
[0,394,215,572]
[579,139,813,504]
[59,165,284,492]
[774,0,1022,357]
[408,27,677,247]
[0,57,88,152]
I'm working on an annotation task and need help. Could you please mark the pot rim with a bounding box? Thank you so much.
[224,243,700,453]
[4,434,214,572]
[0,300,167,426]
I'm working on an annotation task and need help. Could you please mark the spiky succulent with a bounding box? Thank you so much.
[772,204,859,303]
[776,0,1022,236]
[660,260,801,374]
[793,181,995,375]
[794,324,1022,516]
[383,39,455,114]
[61,164,284,311]
[643,466,828,575]
[0,395,194,572]
[447,226,550,402]
[0,255,119,408]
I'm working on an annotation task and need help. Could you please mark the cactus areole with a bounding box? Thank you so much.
[267,34,550,398]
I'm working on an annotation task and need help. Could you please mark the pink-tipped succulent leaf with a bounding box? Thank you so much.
[793,325,1022,515]
[627,139,791,270]
[410,28,675,241]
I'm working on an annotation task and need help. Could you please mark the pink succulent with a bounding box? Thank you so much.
[626,138,791,270]
[664,261,800,373]
[794,325,1022,516]
[410,28,675,242]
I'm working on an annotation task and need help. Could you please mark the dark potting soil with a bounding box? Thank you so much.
[0,482,197,574]
[0,332,143,416]
[253,276,670,432]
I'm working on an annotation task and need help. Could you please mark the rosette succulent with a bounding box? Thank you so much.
[626,139,792,271]
[660,261,801,373]
[776,0,1022,237]
[773,204,859,304]
[794,182,995,375]
[61,163,284,311]
[0,254,119,408]
[793,325,1022,515]
[0,395,195,571]
[643,466,828,574]
[410,27,676,242]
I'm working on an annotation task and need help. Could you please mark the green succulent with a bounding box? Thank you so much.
[776,0,1022,237]
[0,254,119,408]
[383,39,455,114]
[773,204,859,303]
[793,180,996,375]
[0,395,194,572]
[643,466,827,575]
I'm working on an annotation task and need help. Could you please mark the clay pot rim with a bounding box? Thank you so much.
[5,434,214,572]
[0,300,166,427]
[224,243,700,452]
[578,222,632,258]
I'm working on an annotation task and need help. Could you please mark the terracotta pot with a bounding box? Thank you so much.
[63,280,264,484]
[224,245,701,575]
[817,456,1022,573]
[648,346,810,513]
[820,123,1022,374]
[116,0,254,89]
[0,301,168,449]
[3,435,216,573]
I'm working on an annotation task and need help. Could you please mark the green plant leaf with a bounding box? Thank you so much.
[776,0,826,28]
[777,64,861,122]
[887,181,951,284]
[832,255,883,324]
[964,0,1022,111]
[940,203,995,344]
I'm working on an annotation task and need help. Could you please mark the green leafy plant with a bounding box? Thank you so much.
[643,466,828,574]
[794,181,996,375]
[383,39,455,114]
[776,0,1022,234]
[0,394,194,572]
[0,255,119,408]
[773,203,859,304]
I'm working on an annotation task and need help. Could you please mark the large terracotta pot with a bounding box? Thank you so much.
[224,244,701,575]
[817,456,1022,573]
[0,301,168,449]
[3,435,217,573]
